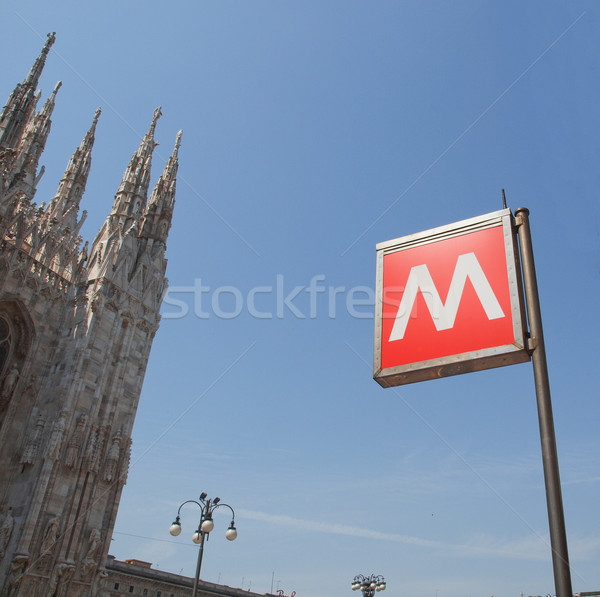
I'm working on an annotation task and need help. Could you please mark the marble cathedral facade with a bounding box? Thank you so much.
[0,33,181,596]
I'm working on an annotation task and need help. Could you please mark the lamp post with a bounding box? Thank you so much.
[351,574,386,597]
[169,492,237,597]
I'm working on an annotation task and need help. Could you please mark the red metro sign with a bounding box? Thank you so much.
[374,209,530,387]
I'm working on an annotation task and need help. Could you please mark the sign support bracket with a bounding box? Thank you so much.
[515,207,572,597]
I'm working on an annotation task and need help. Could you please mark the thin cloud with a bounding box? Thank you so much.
[237,508,599,562]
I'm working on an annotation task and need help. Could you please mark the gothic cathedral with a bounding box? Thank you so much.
[0,33,180,595]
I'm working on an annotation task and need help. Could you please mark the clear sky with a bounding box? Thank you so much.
[1,2,599,597]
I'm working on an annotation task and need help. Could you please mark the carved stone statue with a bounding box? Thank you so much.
[48,561,75,597]
[0,506,14,559]
[103,432,121,482]
[76,240,89,271]
[21,415,45,465]
[46,410,67,461]
[85,527,101,560]
[1,364,19,396]
[0,364,19,407]
[64,413,87,468]
[79,527,102,581]
[41,516,60,553]
[91,567,108,596]
[118,438,132,486]
[80,558,97,582]
[86,425,105,473]
[5,554,28,596]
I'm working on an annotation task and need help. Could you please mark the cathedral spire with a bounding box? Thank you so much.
[87,108,165,284]
[0,32,56,150]
[21,80,61,153]
[109,107,162,225]
[1,80,61,202]
[26,32,56,87]
[140,130,181,244]
[46,107,101,230]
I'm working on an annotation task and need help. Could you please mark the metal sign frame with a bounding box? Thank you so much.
[373,208,530,387]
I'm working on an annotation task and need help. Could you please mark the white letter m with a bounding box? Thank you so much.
[389,252,505,341]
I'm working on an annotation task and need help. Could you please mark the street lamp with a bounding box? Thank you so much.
[351,574,386,597]
[169,492,237,597]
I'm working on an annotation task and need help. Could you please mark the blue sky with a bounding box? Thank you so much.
[2,2,599,597]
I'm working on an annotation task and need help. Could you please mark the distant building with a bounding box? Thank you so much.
[0,33,180,596]
[104,555,276,597]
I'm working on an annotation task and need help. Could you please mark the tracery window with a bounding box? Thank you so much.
[0,314,12,377]
[0,302,32,395]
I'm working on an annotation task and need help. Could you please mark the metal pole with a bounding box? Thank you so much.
[192,500,209,597]
[192,529,206,597]
[514,207,572,597]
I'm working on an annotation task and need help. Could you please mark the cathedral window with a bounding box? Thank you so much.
[0,315,12,376]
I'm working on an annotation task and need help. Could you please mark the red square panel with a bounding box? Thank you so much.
[374,210,529,386]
